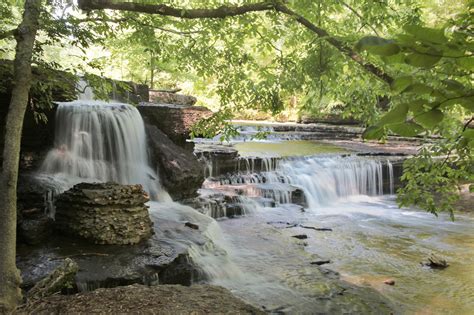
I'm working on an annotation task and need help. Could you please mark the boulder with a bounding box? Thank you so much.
[149,89,197,106]
[138,103,212,147]
[55,182,153,245]
[145,125,204,200]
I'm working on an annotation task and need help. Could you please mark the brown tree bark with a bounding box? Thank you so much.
[0,0,41,312]
[78,0,393,84]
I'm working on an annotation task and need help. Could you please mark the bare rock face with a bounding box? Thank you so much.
[138,103,212,147]
[55,182,153,245]
[145,125,204,200]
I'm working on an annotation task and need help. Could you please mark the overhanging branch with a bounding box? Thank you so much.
[78,0,275,18]
[77,0,393,84]
[273,3,393,84]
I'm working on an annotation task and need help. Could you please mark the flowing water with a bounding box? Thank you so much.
[195,145,474,314]
[37,87,167,200]
[35,89,473,313]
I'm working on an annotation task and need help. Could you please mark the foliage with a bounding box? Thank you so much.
[357,3,473,216]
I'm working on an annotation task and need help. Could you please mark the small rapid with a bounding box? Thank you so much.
[194,142,474,314]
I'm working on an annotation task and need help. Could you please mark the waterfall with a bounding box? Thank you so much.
[204,156,392,210]
[387,159,394,195]
[262,156,388,207]
[40,101,163,200]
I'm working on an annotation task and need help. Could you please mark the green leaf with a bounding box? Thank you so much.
[409,100,428,114]
[378,103,409,125]
[403,24,447,44]
[462,129,474,139]
[456,57,474,71]
[388,122,424,136]
[355,36,400,56]
[382,53,405,65]
[403,83,433,95]
[415,109,444,129]
[405,53,441,68]
[443,79,465,92]
[362,125,384,140]
[442,96,474,111]
[391,76,412,94]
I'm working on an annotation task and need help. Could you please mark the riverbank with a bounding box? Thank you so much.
[17,284,264,314]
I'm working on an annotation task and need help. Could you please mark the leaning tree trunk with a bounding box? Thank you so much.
[0,0,41,312]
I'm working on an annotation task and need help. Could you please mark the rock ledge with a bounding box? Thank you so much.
[55,182,153,245]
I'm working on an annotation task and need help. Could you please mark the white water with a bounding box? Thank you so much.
[205,156,388,210]
[194,146,474,313]
[38,80,167,200]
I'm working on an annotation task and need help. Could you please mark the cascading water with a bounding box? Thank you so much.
[203,155,390,212]
[38,79,166,200]
[190,133,474,314]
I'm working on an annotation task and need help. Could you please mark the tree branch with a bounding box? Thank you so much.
[77,17,202,36]
[273,3,393,84]
[336,0,380,36]
[78,0,275,18]
[77,0,393,84]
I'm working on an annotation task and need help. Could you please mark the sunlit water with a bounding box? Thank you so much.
[235,140,347,157]
[35,95,472,314]
[194,140,474,314]
[215,196,474,314]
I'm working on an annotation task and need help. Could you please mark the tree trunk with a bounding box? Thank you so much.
[0,0,41,312]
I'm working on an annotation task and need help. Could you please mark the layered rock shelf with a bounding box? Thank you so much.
[55,182,153,245]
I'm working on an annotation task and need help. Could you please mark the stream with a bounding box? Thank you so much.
[191,132,474,314]
[31,98,473,314]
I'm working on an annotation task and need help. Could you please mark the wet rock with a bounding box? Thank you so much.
[225,204,244,218]
[145,125,204,200]
[18,215,53,245]
[149,90,197,106]
[292,234,308,240]
[138,103,212,147]
[185,222,199,230]
[383,279,395,286]
[17,206,216,291]
[300,225,333,232]
[195,145,240,177]
[291,188,307,207]
[17,174,49,215]
[310,260,331,266]
[422,255,449,269]
[55,182,153,245]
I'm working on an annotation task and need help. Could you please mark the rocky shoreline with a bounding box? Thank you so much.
[17,284,265,314]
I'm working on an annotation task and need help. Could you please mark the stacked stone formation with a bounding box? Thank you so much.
[55,182,153,245]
